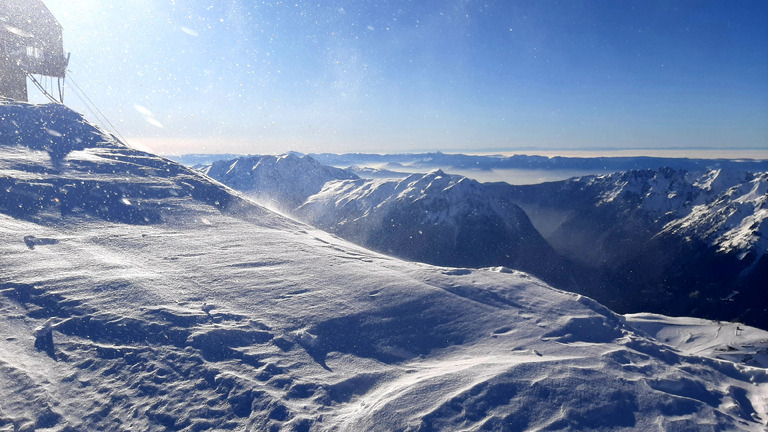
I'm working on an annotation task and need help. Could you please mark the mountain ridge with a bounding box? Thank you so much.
[204,153,768,329]
[308,151,768,173]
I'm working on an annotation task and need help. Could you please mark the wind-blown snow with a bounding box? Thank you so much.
[203,153,357,211]
[1,101,767,431]
[295,170,562,274]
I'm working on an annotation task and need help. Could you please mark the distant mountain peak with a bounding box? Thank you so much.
[202,153,358,210]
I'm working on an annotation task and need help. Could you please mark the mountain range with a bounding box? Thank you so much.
[175,151,768,176]
[204,156,574,289]
[203,154,768,329]
[310,151,768,174]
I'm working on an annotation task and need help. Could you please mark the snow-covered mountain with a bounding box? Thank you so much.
[2,101,768,431]
[660,170,767,258]
[204,155,572,288]
[203,154,357,211]
[496,168,768,328]
[204,155,768,328]
[296,170,574,288]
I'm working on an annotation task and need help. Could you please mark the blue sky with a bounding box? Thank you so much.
[40,0,768,155]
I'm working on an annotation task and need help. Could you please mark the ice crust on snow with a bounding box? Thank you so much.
[1,101,767,431]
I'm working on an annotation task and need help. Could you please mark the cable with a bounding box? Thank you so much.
[66,71,131,146]
[67,78,104,125]
[68,73,128,144]
[27,74,59,103]
[29,68,131,149]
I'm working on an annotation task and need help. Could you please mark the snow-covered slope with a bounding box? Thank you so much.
[2,101,768,431]
[660,170,768,258]
[497,168,768,328]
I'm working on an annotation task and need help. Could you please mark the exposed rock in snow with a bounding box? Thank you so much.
[2,101,767,431]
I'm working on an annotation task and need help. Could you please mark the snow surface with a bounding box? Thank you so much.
[2,101,768,431]
[298,170,492,240]
[663,171,768,257]
[294,170,550,263]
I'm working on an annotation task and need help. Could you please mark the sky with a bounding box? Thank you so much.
[33,0,768,156]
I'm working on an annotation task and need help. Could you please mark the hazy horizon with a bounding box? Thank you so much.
[160,147,768,161]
